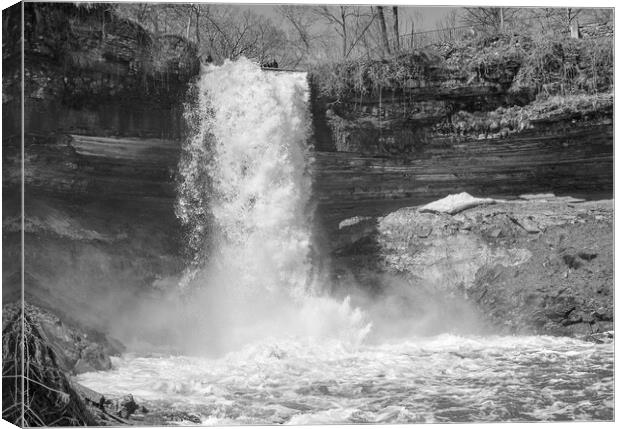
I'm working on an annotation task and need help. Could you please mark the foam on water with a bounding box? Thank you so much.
[77,334,613,423]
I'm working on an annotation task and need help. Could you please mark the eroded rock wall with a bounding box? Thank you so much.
[2,3,199,333]
[310,34,613,233]
[313,122,613,232]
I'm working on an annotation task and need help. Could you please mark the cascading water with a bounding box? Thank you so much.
[77,59,613,424]
[172,58,369,353]
[176,58,315,297]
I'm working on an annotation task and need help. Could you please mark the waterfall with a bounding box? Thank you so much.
[177,58,314,298]
[175,58,369,353]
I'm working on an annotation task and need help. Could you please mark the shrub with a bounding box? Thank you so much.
[513,35,613,95]
[435,92,613,138]
[310,31,612,101]
[2,304,97,426]
[309,50,444,99]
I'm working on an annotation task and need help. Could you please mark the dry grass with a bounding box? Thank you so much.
[513,35,614,95]
[309,50,444,99]
[309,32,613,101]
[2,304,97,426]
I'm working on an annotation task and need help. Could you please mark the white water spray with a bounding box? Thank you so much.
[178,58,313,296]
[175,59,369,353]
[80,60,613,424]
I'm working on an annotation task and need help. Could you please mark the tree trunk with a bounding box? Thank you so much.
[377,6,391,55]
[567,8,580,38]
[392,7,400,51]
[194,8,201,46]
[499,8,504,32]
[340,6,347,58]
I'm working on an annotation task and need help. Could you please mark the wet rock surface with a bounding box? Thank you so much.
[1,301,141,426]
[3,3,187,339]
[2,302,125,375]
[332,195,613,338]
[1,302,165,426]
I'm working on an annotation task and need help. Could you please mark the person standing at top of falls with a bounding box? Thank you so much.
[199,53,214,72]
[261,59,278,69]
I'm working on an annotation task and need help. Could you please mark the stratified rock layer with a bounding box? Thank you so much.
[2,3,193,334]
[313,123,612,233]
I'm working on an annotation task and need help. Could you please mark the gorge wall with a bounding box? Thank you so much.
[3,4,613,336]
[313,121,612,232]
[3,3,197,332]
[309,42,613,232]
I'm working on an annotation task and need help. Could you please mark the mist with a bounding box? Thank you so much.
[97,58,489,358]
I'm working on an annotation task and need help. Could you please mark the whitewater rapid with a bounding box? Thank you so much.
[79,59,613,424]
[77,334,613,424]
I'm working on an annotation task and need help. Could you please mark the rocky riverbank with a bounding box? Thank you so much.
[1,303,205,426]
[331,193,613,339]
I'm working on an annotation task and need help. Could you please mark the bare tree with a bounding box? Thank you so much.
[115,3,163,35]
[460,7,520,33]
[312,5,353,58]
[346,7,378,58]
[565,8,583,38]
[392,6,400,51]
[435,9,460,42]
[276,5,328,66]
[308,5,377,60]
[376,6,391,55]
[190,4,203,46]
[584,8,613,24]
[277,5,313,51]
[521,7,589,37]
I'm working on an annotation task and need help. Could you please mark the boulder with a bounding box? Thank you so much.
[3,302,123,375]
[111,394,140,419]
[332,195,613,337]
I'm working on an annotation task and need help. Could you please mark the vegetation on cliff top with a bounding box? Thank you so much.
[309,32,613,100]
[20,2,199,107]
[435,92,613,139]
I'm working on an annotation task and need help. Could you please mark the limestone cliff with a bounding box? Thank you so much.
[2,3,198,334]
[309,33,613,232]
[331,195,613,338]
[2,3,613,341]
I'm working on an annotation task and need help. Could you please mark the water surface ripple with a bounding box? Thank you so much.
[77,334,613,424]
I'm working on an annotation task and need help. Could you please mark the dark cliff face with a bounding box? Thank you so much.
[19,2,199,138]
[2,3,199,333]
[2,4,613,340]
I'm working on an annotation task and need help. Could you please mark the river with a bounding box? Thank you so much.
[77,334,613,424]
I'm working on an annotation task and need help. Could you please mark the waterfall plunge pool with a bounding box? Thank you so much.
[77,334,613,424]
